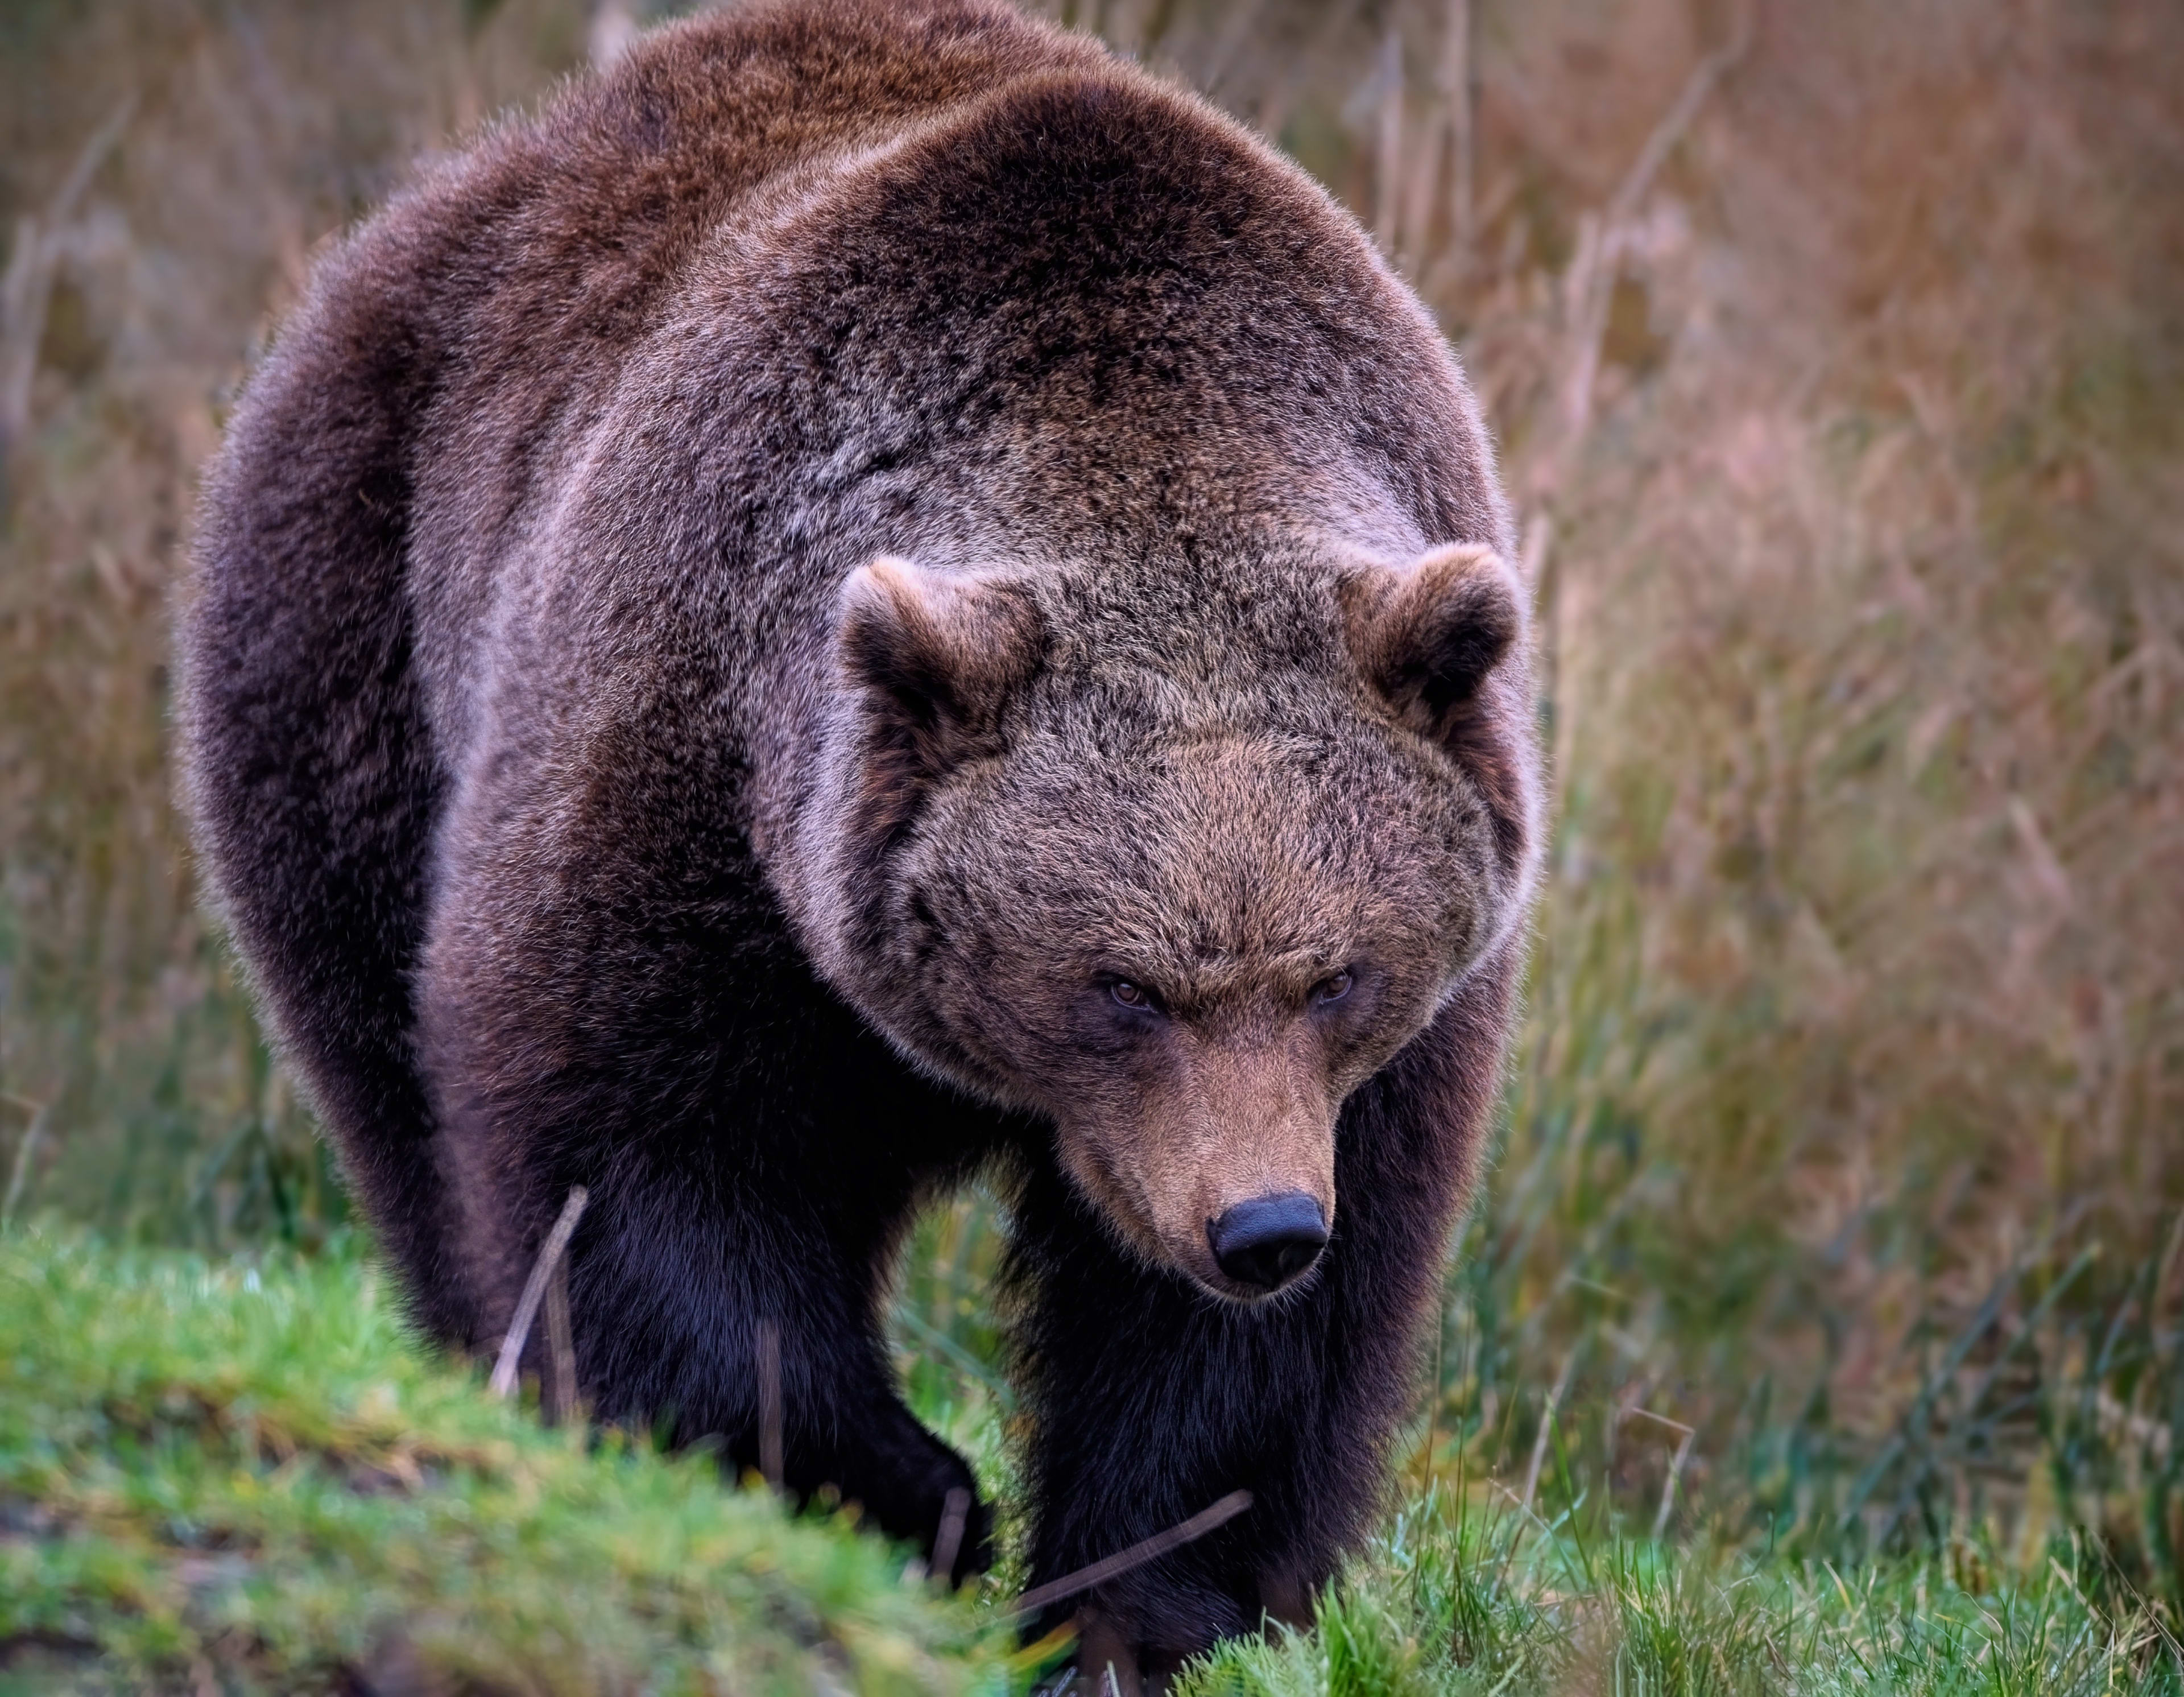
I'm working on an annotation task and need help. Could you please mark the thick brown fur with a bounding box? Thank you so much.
[180,0,1541,1674]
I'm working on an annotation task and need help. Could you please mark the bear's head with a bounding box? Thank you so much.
[820,542,1537,1302]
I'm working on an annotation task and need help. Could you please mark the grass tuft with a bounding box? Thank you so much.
[0,1224,1013,1695]
[1174,1485,2183,1697]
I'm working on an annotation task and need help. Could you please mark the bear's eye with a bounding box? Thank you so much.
[1310,971,1354,1006]
[1110,980,1157,1012]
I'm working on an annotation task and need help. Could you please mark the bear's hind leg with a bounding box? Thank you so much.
[183,276,464,1343]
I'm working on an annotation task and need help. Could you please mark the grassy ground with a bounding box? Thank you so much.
[12,1220,2184,1695]
[1182,1506,2178,1697]
[0,1227,1017,1696]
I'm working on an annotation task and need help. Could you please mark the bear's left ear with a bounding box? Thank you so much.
[837,555,1048,777]
[1340,543,1527,737]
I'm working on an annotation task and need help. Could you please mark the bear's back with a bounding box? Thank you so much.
[348,0,1111,748]
[243,0,1503,799]
[369,0,1102,404]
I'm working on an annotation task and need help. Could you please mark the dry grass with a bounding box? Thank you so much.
[0,0,594,1240]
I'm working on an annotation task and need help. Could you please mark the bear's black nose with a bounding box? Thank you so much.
[1207,1193,1329,1293]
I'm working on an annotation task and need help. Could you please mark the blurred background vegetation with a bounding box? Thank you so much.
[3,0,2181,1644]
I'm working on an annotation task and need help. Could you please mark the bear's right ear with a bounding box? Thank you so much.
[837,556,1047,777]
[1340,544,1527,740]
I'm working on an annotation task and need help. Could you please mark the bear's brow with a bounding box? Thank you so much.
[1146,945,1344,1011]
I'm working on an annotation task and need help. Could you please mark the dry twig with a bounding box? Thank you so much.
[757,1319,784,1490]
[1621,1407,1701,1541]
[1013,1489,1254,1618]
[1557,4,1753,448]
[0,94,133,507]
[1,1100,52,1228]
[545,1242,578,1423]
[490,1186,590,1399]
[1520,1347,1578,1514]
[930,1487,971,1584]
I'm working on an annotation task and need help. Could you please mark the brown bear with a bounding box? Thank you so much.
[180,0,1541,1678]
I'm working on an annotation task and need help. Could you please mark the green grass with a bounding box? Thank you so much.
[10,1219,2184,1696]
[0,1225,1017,1696]
[1180,1489,2182,1697]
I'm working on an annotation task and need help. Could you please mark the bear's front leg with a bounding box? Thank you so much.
[565,1171,995,1583]
[418,782,1000,1583]
[454,1119,995,1583]
[1007,1177,1343,1686]
[1004,989,1507,1685]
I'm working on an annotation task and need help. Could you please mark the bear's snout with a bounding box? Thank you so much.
[1206,1192,1329,1294]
